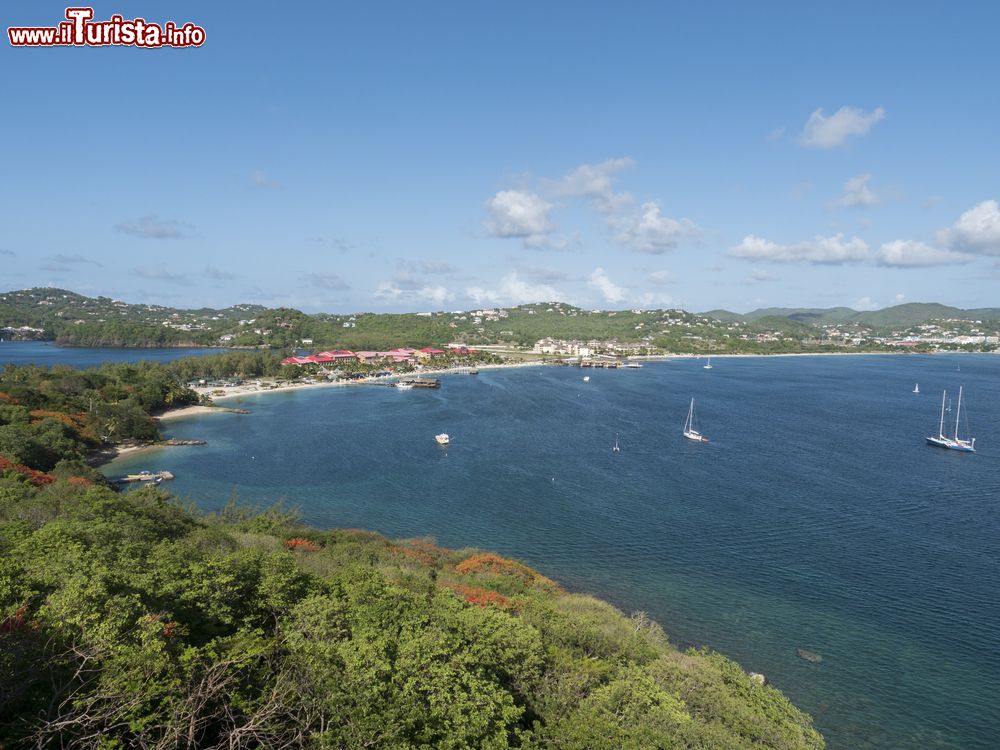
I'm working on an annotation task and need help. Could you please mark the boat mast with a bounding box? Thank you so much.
[939,390,946,437]
[954,386,963,440]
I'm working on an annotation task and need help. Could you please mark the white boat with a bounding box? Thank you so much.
[435,433,450,445]
[612,433,621,453]
[682,398,709,443]
[926,387,975,452]
[913,383,919,394]
[583,376,590,382]
[703,357,713,370]
[396,381,414,390]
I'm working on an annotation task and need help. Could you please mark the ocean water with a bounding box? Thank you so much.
[100,354,999,749]
[0,341,226,368]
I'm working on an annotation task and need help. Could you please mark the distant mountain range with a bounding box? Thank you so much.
[702,303,1000,328]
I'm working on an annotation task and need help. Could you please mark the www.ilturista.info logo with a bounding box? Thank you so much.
[8,7,205,48]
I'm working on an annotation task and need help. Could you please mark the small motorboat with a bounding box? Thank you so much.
[435,433,450,445]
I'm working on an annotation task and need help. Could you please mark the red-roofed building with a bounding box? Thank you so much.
[319,349,357,362]
[416,347,445,360]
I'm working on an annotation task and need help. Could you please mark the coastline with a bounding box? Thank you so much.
[87,442,165,467]
[188,359,548,403]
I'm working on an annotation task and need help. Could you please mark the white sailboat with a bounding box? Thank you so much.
[703,357,713,370]
[926,387,975,452]
[913,383,919,394]
[682,398,709,443]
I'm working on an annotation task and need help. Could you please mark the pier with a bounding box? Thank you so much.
[397,378,441,388]
[120,470,174,483]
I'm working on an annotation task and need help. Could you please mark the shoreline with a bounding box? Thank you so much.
[95,349,987,465]
[188,360,548,404]
[94,362,547,466]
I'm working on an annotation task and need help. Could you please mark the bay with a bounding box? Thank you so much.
[96,353,1000,748]
[0,340,227,368]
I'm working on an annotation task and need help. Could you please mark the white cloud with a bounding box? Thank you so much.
[133,266,192,285]
[790,181,813,200]
[466,271,563,306]
[729,233,869,264]
[588,267,625,304]
[895,293,906,303]
[550,158,634,214]
[518,265,572,283]
[854,296,879,311]
[876,240,974,267]
[375,280,451,307]
[747,268,778,283]
[400,259,457,275]
[250,170,279,188]
[800,106,885,149]
[614,202,699,253]
[636,291,675,307]
[767,127,786,142]
[646,270,677,285]
[204,266,238,280]
[837,173,878,207]
[300,272,350,290]
[116,215,192,239]
[938,199,1000,255]
[485,190,556,248]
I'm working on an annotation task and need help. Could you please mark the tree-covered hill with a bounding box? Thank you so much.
[706,303,1000,328]
[6,287,998,353]
[0,482,824,749]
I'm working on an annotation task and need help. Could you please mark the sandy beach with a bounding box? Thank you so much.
[87,442,164,467]
[187,360,548,403]
[157,404,249,420]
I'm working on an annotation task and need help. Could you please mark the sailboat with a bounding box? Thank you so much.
[913,383,919,394]
[703,357,713,370]
[926,387,975,452]
[612,433,621,453]
[683,398,709,443]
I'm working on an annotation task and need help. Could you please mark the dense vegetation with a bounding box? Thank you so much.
[0,480,824,749]
[0,362,198,475]
[6,287,999,354]
[0,359,826,748]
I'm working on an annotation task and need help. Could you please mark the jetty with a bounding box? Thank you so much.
[397,378,441,389]
[120,470,174,483]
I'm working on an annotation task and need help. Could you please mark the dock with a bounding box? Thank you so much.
[397,378,441,389]
[120,470,174,483]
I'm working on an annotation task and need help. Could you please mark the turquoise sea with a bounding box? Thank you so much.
[14,346,1000,749]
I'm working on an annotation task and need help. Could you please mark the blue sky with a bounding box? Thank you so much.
[2,1,999,313]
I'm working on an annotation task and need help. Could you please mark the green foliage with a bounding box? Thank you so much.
[0,477,825,748]
[0,360,204,471]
